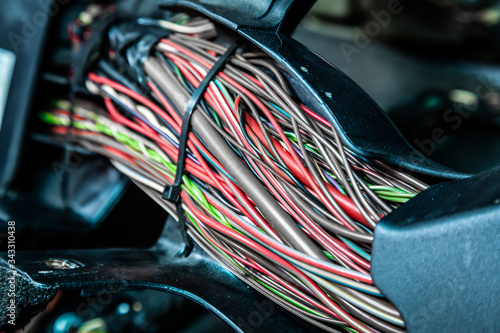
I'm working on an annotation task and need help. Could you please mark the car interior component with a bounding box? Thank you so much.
[1,1,499,332]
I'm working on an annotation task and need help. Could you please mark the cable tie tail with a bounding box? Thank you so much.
[161,39,244,255]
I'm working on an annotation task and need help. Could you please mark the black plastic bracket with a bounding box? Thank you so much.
[158,0,315,34]
[108,21,169,89]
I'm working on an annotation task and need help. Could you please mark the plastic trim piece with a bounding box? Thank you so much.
[372,166,500,332]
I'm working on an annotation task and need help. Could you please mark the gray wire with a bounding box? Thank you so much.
[282,182,374,244]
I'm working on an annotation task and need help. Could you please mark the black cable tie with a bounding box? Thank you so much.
[162,40,242,257]
[162,40,242,204]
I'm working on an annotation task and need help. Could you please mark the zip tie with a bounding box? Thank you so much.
[162,40,243,256]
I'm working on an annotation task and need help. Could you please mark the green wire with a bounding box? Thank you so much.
[40,111,266,233]
[342,326,359,333]
[253,277,323,316]
[369,185,411,194]
[208,104,222,128]
[172,61,189,90]
[324,171,347,195]
[50,99,72,110]
[374,191,415,198]
[378,195,411,203]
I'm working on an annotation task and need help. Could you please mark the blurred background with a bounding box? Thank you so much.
[295,0,500,174]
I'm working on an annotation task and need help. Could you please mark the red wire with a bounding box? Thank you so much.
[244,114,369,227]
[246,256,345,321]
[192,212,265,272]
[105,98,154,137]
[58,36,390,332]
[56,109,369,329]
[167,54,247,145]
[300,104,330,127]
[52,126,98,137]
[252,155,369,274]
[242,127,369,270]
[102,91,237,195]
[104,97,264,234]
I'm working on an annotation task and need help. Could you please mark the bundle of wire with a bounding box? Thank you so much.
[40,14,429,333]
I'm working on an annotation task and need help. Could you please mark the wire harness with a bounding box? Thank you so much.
[40,14,428,333]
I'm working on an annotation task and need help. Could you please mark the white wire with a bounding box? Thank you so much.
[138,17,215,34]
[110,160,164,193]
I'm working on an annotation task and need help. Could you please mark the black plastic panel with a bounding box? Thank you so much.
[372,166,500,332]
